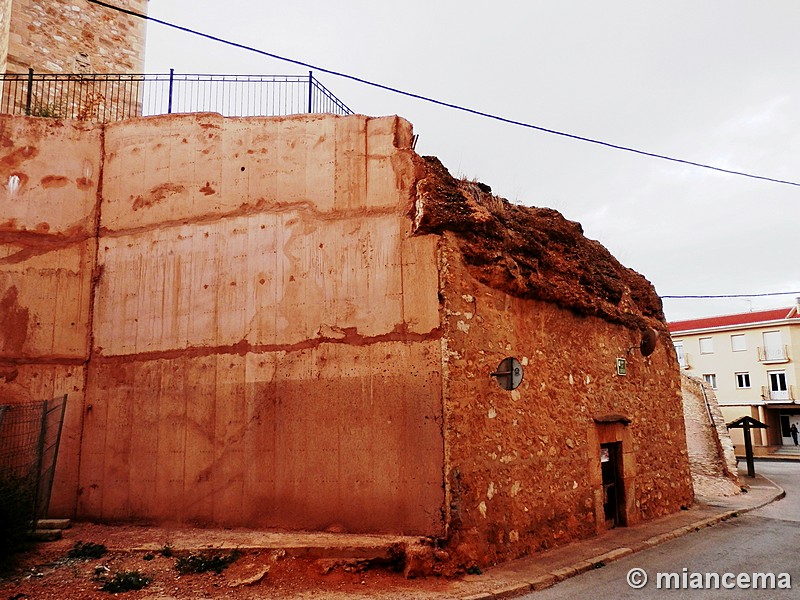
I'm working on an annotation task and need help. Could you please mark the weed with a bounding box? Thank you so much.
[466,564,482,575]
[159,543,174,558]
[76,91,105,121]
[142,552,154,561]
[174,550,241,574]
[99,569,152,593]
[68,540,107,559]
[93,564,110,580]
[29,101,65,119]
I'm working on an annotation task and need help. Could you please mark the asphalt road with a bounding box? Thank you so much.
[523,461,800,599]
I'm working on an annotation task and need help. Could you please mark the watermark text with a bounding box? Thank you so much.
[627,567,792,590]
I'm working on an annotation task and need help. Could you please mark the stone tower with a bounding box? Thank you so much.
[0,0,148,75]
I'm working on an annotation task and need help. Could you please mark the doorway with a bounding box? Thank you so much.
[601,442,624,528]
[780,414,800,447]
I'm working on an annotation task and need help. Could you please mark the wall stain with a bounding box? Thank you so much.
[131,183,185,211]
[0,286,30,354]
[199,182,215,195]
[92,323,442,363]
[0,145,38,175]
[8,171,28,188]
[41,175,70,188]
[0,226,91,265]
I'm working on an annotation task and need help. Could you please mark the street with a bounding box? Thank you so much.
[524,461,800,599]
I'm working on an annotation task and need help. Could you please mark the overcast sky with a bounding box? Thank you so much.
[141,1,800,322]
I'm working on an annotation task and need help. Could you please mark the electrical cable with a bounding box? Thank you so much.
[87,0,800,188]
[662,291,800,299]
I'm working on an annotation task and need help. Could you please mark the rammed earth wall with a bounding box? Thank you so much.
[0,112,693,567]
[413,156,694,563]
[437,237,693,565]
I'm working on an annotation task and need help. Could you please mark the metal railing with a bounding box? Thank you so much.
[757,345,790,363]
[0,69,353,123]
[0,395,68,527]
[761,385,795,402]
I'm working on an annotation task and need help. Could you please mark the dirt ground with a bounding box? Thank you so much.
[0,525,458,599]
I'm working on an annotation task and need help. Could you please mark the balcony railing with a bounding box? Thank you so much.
[757,345,790,363]
[762,385,796,402]
[0,69,353,123]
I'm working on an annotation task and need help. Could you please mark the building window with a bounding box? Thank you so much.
[762,331,786,361]
[703,373,717,389]
[731,334,747,352]
[673,341,686,368]
[768,371,788,400]
[699,337,714,354]
[735,372,751,389]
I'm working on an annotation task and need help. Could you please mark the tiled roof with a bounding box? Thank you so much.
[669,307,798,333]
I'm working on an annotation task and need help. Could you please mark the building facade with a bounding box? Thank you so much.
[669,303,800,453]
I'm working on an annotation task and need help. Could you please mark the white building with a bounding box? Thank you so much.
[669,301,800,454]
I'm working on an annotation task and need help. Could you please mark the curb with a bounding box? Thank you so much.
[742,473,786,510]
[461,478,786,600]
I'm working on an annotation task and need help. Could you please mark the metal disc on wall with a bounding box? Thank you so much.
[491,357,523,390]
[640,328,658,357]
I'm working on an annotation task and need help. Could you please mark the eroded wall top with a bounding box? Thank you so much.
[414,156,665,331]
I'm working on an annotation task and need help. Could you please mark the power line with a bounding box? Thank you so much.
[88,0,800,188]
[662,291,800,299]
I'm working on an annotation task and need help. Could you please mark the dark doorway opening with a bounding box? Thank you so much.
[601,441,624,528]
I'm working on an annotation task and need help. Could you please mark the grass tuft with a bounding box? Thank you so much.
[68,540,107,559]
[174,550,241,574]
[100,569,152,593]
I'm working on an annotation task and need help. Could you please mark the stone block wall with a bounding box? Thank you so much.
[3,0,147,74]
[0,0,11,73]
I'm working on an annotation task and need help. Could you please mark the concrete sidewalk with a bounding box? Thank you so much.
[445,470,783,599]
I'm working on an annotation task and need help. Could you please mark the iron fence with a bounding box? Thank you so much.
[0,69,353,123]
[0,395,68,528]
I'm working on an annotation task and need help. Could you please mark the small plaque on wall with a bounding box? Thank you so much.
[616,358,627,376]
